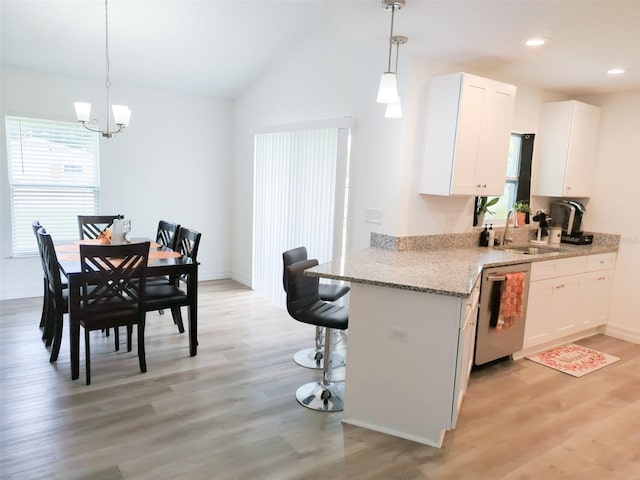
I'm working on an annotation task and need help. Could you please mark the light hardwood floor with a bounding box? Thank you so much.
[1,279,638,479]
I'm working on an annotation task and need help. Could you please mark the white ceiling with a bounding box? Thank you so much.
[2,0,639,99]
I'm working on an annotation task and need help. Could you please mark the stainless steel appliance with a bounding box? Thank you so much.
[474,263,531,366]
[550,200,585,235]
[550,200,593,244]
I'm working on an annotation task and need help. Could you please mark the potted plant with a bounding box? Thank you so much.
[514,200,530,226]
[475,196,499,227]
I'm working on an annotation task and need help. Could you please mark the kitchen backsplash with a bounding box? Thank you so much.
[371,229,620,252]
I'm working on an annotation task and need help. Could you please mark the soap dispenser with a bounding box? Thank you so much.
[488,224,495,247]
[479,225,489,247]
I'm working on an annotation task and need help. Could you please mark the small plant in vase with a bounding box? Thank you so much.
[475,196,499,227]
[514,200,530,226]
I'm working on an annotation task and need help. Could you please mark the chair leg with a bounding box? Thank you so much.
[295,327,344,412]
[170,307,185,333]
[39,279,48,328]
[138,321,147,373]
[126,325,133,352]
[43,293,56,346]
[114,327,120,351]
[84,327,91,385]
[49,311,63,362]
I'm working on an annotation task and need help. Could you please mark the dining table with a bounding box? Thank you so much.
[55,238,198,380]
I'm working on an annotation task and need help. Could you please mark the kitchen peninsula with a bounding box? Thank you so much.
[306,231,619,447]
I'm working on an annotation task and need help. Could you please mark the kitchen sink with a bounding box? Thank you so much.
[499,245,563,255]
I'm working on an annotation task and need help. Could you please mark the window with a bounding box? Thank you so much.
[475,133,534,225]
[5,116,100,256]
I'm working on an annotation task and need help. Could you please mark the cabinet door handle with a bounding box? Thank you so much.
[598,276,606,281]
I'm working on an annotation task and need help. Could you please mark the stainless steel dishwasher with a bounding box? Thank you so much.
[474,262,531,366]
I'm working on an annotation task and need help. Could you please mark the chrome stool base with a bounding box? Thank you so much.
[296,381,344,412]
[293,347,345,370]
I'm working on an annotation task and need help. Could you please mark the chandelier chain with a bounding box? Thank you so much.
[104,0,111,88]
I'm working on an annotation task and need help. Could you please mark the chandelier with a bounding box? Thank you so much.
[74,0,131,138]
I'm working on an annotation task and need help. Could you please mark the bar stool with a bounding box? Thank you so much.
[282,247,349,370]
[285,259,349,412]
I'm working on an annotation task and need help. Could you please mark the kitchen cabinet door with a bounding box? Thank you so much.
[533,100,601,197]
[451,280,479,429]
[420,72,516,196]
[578,270,613,330]
[524,274,581,348]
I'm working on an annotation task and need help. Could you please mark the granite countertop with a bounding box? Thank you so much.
[306,242,618,298]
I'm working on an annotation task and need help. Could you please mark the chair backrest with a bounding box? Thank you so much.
[38,228,65,305]
[32,220,47,273]
[79,242,150,315]
[175,227,201,262]
[285,258,320,316]
[282,247,308,293]
[156,220,181,250]
[77,214,124,240]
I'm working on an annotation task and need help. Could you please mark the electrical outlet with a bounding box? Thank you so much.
[447,213,459,226]
[388,327,409,342]
[364,208,383,225]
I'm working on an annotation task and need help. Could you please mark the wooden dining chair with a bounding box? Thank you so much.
[78,242,150,385]
[156,220,181,250]
[144,227,201,334]
[37,228,69,362]
[77,214,124,240]
[33,221,52,334]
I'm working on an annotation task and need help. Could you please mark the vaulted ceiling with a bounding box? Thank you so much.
[3,0,639,99]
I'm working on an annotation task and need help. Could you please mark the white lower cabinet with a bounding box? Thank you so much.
[451,278,479,428]
[523,252,616,349]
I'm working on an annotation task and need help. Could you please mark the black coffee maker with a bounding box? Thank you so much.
[550,200,593,244]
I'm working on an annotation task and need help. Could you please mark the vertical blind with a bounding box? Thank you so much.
[253,127,343,305]
[5,116,100,255]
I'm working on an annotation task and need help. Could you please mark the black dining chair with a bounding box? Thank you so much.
[285,259,349,412]
[156,220,181,250]
[148,221,182,293]
[144,227,201,334]
[283,247,349,370]
[77,241,150,385]
[37,228,69,362]
[77,214,124,240]
[32,220,68,343]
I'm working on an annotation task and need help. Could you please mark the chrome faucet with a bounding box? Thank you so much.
[503,209,515,245]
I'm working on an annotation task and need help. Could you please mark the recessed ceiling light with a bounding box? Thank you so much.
[525,38,547,47]
[607,68,625,75]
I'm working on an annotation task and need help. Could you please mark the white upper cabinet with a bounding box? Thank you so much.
[533,100,601,198]
[419,72,517,196]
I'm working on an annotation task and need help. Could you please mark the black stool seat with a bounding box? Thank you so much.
[289,300,348,330]
[318,284,350,303]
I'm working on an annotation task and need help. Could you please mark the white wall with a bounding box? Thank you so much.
[580,91,640,342]
[232,25,407,285]
[0,68,233,299]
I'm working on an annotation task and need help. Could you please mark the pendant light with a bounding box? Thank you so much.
[385,35,408,119]
[74,0,131,138]
[376,0,405,104]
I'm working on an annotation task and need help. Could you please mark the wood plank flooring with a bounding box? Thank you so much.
[1,279,638,479]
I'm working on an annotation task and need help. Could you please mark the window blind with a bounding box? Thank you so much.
[253,127,347,306]
[5,116,100,255]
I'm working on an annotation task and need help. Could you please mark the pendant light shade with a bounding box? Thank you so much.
[377,72,399,104]
[385,96,403,118]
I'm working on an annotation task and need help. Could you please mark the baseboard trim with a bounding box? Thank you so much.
[602,324,640,345]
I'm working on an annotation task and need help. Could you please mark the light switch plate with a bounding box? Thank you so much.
[364,208,383,224]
